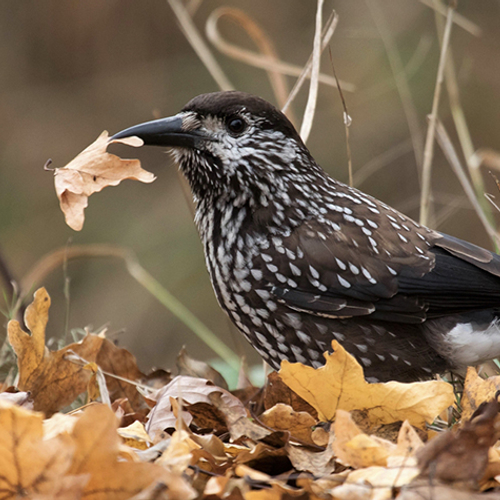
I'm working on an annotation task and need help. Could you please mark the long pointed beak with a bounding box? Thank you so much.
[112,115,207,148]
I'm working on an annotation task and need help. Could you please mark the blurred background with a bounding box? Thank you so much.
[1,1,499,378]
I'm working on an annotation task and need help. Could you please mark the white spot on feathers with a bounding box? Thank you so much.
[338,275,351,288]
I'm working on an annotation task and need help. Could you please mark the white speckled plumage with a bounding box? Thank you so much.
[114,90,500,382]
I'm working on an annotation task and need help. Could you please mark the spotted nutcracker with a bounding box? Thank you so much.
[113,91,500,382]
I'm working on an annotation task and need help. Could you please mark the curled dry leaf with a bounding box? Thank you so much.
[417,398,500,488]
[335,461,420,500]
[461,366,500,421]
[286,444,336,477]
[279,340,454,428]
[146,376,247,439]
[155,428,201,474]
[96,337,152,413]
[177,347,229,390]
[331,416,422,499]
[398,482,500,500]
[259,403,316,445]
[333,409,396,469]
[0,390,33,408]
[286,427,337,477]
[208,391,272,442]
[396,420,424,456]
[43,412,78,440]
[7,288,104,415]
[296,476,345,499]
[203,475,231,498]
[263,371,318,417]
[53,131,154,231]
[117,420,152,450]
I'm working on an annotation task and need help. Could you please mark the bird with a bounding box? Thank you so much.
[113,90,500,383]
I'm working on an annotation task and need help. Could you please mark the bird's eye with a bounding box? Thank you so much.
[226,116,247,135]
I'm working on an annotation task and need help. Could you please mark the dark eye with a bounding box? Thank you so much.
[226,116,247,135]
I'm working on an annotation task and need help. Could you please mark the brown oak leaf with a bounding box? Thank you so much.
[8,288,104,415]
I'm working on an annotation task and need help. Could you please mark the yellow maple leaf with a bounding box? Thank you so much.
[279,340,454,428]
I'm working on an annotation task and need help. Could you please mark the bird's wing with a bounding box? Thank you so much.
[258,203,500,322]
[258,210,435,322]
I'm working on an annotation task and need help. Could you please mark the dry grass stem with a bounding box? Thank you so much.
[358,35,432,106]
[205,7,291,111]
[65,351,112,407]
[328,47,353,186]
[485,193,500,214]
[66,351,154,395]
[433,199,463,229]
[419,4,455,226]
[353,138,413,187]
[420,0,482,36]
[396,192,471,217]
[433,7,491,223]
[167,0,233,91]
[0,248,17,313]
[282,10,341,114]
[299,0,324,143]
[366,0,425,175]
[206,8,350,117]
[186,0,204,17]
[435,120,500,248]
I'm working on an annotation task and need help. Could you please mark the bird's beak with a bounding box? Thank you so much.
[112,114,207,148]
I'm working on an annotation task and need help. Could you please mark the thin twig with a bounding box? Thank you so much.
[353,138,413,187]
[486,192,500,214]
[204,7,292,116]
[0,247,16,310]
[300,0,324,143]
[282,10,341,113]
[206,10,350,118]
[366,0,425,176]
[433,198,463,229]
[328,47,353,186]
[62,240,72,346]
[167,0,234,91]
[433,5,493,226]
[396,191,472,215]
[65,351,112,407]
[186,0,204,17]
[357,35,433,106]
[435,120,500,248]
[419,0,482,36]
[419,3,455,225]
[65,350,153,395]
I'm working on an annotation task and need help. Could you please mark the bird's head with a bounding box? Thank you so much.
[113,91,316,206]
